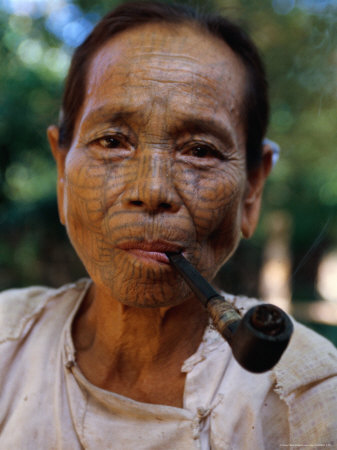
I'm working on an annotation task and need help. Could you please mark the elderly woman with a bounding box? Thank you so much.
[0,1,336,448]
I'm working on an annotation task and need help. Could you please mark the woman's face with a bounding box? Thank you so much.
[50,23,265,307]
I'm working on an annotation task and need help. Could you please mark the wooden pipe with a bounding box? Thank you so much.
[166,252,293,373]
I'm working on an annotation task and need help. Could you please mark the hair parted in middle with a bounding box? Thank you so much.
[59,0,269,170]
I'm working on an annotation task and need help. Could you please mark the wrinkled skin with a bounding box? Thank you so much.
[48,23,272,406]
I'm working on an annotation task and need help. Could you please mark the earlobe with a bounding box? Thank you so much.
[241,144,273,239]
[47,125,67,225]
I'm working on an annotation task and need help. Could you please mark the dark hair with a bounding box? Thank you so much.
[59,0,269,169]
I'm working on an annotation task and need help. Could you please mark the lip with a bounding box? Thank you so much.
[116,240,184,264]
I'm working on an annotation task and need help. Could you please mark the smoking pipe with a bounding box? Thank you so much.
[166,252,293,373]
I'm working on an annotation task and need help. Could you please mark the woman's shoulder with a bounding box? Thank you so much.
[212,292,337,445]
[272,319,337,444]
[0,279,90,344]
[273,318,337,393]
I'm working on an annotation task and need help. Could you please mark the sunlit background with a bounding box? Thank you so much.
[0,0,336,344]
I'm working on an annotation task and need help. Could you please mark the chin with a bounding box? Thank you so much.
[117,297,186,309]
[107,277,192,309]
[114,292,192,309]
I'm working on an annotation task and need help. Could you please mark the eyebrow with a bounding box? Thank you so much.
[172,117,235,148]
[81,108,137,129]
[80,107,236,148]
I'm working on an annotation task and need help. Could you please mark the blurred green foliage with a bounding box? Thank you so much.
[0,1,336,332]
[242,0,337,304]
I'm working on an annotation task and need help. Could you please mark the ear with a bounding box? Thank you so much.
[241,143,273,239]
[47,125,67,225]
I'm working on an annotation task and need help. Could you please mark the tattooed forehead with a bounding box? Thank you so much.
[84,22,246,115]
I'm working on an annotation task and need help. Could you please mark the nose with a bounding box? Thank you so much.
[123,152,182,213]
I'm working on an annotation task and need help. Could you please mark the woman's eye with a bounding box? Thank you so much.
[187,144,224,160]
[191,145,211,158]
[98,136,123,149]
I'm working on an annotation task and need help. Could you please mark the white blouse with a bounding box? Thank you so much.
[0,279,336,449]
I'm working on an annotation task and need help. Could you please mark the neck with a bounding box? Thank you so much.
[72,282,208,406]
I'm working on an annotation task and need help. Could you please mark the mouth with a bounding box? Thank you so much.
[116,240,184,264]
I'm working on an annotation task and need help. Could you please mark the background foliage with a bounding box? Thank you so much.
[0,0,336,341]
